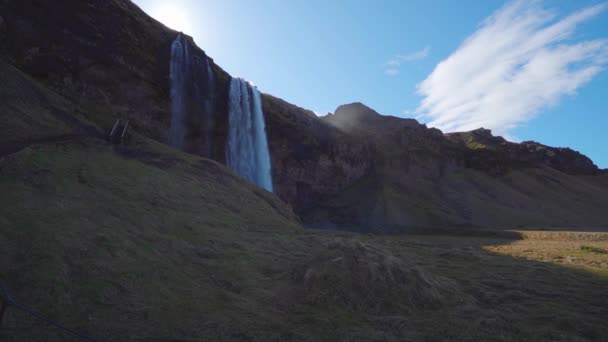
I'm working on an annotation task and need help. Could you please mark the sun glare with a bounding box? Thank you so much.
[152,4,192,34]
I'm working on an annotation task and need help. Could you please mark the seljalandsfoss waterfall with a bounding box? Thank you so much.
[226,78,274,192]
[169,33,215,156]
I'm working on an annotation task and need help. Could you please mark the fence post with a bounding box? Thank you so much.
[109,119,121,140]
[120,120,129,144]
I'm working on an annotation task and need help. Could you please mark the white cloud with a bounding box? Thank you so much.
[386,59,401,66]
[416,0,608,136]
[385,68,400,76]
[384,47,430,75]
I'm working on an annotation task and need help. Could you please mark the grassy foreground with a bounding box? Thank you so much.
[1,137,607,341]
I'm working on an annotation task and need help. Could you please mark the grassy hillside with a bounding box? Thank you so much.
[2,138,607,341]
[1,58,607,341]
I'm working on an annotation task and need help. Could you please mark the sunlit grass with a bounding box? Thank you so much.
[483,230,608,279]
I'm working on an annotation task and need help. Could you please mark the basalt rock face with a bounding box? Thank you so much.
[323,103,463,178]
[263,96,373,215]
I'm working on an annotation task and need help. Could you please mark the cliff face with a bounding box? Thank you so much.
[263,96,372,214]
[323,103,464,178]
[2,0,606,231]
[306,103,608,231]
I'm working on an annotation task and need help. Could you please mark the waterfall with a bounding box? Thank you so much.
[169,34,188,149]
[168,33,215,156]
[226,78,273,192]
[169,34,272,190]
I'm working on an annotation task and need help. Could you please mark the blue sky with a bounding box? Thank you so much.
[133,0,608,168]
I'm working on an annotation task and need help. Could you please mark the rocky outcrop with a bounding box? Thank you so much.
[446,128,601,175]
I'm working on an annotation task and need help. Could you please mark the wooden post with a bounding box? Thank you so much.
[109,119,121,140]
[120,120,129,144]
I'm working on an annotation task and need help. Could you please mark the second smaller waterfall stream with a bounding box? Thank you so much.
[168,33,215,157]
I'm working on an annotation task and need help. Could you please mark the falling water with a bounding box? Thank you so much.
[226,78,273,192]
[168,34,189,149]
[168,33,215,156]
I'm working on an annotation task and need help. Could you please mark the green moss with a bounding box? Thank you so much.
[466,141,489,150]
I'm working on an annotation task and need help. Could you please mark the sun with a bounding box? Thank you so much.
[151,4,192,34]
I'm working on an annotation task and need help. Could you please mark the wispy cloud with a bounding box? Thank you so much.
[398,47,430,62]
[384,47,430,75]
[416,0,608,136]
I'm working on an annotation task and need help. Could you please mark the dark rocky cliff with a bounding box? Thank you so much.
[309,103,607,230]
[2,0,606,231]
[323,103,464,177]
[263,96,372,214]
